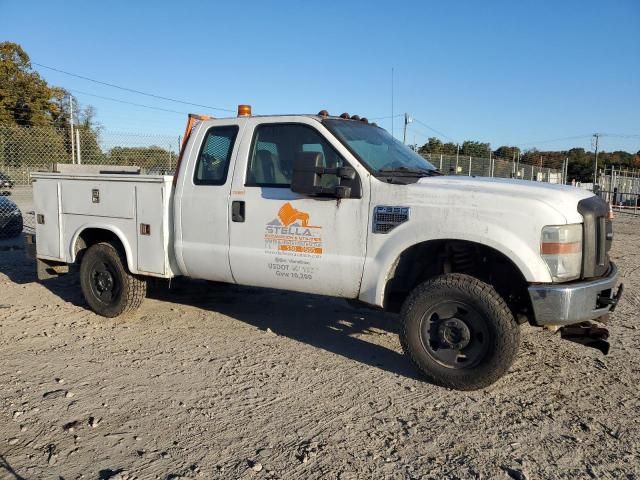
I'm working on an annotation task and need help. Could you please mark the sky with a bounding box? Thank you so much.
[1,0,639,153]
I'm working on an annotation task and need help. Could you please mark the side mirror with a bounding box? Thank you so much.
[291,152,352,198]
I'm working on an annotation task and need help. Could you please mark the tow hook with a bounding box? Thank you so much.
[559,322,610,355]
[598,283,624,312]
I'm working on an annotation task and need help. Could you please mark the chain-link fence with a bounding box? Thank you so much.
[596,167,640,215]
[420,153,564,183]
[0,124,566,242]
[0,124,179,240]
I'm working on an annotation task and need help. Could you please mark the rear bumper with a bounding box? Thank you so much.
[528,263,622,326]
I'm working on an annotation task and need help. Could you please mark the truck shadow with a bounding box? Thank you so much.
[0,453,27,480]
[146,279,425,382]
[0,245,424,382]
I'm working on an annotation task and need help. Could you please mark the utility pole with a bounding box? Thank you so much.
[593,133,600,187]
[489,149,493,177]
[75,129,82,164]
[69,96,75,164]
[403,113,412,145]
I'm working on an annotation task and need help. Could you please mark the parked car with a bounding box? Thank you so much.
[0,172,15,190]
[0,196,23,238]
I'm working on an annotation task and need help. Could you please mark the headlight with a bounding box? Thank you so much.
[541,224,582,282]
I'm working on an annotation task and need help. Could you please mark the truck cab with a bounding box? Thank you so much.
[30,106,623,390]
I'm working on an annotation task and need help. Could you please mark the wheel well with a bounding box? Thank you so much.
[383,240,533,322]
[74,228,124,263]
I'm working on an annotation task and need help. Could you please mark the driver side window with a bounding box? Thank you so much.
[246,123,347,188]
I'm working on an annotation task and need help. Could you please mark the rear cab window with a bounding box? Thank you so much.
[193,125,239,185]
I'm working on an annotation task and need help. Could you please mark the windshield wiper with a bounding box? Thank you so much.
[377,167,440,177]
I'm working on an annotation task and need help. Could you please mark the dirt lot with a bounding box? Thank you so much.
[0,216,639,480]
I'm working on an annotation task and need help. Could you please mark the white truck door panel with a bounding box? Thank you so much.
[175,122,241,282]
[61,181,135,219]
[229,190,367,297]
[136,184,166,275]
[228,118,370,298]
[33,179,61,259]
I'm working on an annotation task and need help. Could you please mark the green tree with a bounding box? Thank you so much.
[0,41,104,171]
[493,145,520,160]
[0,42,66,127]
[461,140,490,158]
[418,137,458,155]
[107,146,175,170]
[418,137,443,155]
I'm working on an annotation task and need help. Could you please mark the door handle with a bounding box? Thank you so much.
[232,201,245,222]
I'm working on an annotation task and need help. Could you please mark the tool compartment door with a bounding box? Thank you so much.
[60,181,135,219]
[33,179,61,259]
[135,183,167,275]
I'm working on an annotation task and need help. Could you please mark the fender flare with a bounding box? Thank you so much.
[68,224,137,274]
[360,230,551,308]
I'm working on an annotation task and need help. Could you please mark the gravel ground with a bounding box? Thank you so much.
[0,215,638,480]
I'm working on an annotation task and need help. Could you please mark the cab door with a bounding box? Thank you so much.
[175,121,241,282]
[228,118,370,298]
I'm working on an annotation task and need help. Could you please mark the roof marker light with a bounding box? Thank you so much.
[318,110,329,117]
[339,112,350,119]
[237,104,252,117]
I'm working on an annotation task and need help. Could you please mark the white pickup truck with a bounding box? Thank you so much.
[29,107,623,390]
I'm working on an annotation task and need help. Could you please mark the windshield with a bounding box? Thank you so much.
[323,119,436,175]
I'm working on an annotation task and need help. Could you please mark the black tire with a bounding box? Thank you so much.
[79,242,146,317]
[400,273,520,391]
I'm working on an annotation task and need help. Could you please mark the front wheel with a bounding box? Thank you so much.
[400,273,520,390]
[80,242,146,317]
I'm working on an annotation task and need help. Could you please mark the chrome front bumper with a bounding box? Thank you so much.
[528,263,622,326]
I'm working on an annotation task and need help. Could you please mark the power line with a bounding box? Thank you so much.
[69,89,188,115]
[369,114,404,121]
[411,118,457,143]
[599,133,640,139]
[518,134,593,147]
[32,62,236,113]
[408,126,440,143]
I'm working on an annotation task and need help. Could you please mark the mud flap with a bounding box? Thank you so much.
[37,258,69,281]
[559,322,610,355]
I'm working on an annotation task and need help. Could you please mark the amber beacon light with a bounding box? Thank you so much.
[237,104,252,117]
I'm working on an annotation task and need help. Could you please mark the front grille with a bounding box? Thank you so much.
[578,196,611,278]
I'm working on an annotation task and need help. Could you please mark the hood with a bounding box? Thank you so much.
[411,176,594,224]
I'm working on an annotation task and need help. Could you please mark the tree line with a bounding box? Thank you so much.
[2,41,637,182]
[418,137,640,182]
[0,42,174,170]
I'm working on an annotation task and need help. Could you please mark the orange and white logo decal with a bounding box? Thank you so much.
[264,202,323,255]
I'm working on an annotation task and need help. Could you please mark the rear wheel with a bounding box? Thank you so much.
[80,242,146,317]
[400,273,520,390]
